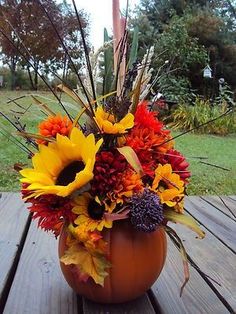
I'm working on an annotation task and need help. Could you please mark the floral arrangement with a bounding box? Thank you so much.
[1,0,205,293]
[19,97,204,288]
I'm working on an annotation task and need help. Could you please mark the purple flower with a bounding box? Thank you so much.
[129,188,164,232]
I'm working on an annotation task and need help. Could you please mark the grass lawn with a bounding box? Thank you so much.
[173,132,236,195]
[0,90,235,195]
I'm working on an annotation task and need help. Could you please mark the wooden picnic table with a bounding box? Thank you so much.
[0,192,235,314]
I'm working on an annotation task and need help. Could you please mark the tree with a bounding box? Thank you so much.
[131,0,236,100]
[0,0,22,89]
[0,0,89,90]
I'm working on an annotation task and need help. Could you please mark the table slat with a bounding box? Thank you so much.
[3,221,78,314]
[151,238,229,314]
[83,294,156,314]
[0,193,29,309]
[171,222,236,312]
[200,196,236,220]
[185,196,236,253]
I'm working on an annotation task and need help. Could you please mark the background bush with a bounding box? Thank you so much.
[169,98,236,135]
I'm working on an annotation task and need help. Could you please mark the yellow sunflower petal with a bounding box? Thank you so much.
[81,134,96,162]
[73,193,91,214]
[38,144,63,177]
[70,127,86,145]
[95,106,134,134]
[32,153,50,175]
[20,129,100,198]
[74,215,89,225]
[20,169,54,185]
[119,113,134,130]
[56,133,81,162]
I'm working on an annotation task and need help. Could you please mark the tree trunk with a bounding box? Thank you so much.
[10,57,17,90]
[33,60,39,91]
[26,65,35,90]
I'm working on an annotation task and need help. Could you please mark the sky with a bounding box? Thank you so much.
[74,0,139,49]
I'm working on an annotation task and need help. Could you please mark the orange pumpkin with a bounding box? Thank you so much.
[58,221,167,304]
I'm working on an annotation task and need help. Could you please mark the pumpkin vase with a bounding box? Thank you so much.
[58,221,167,304]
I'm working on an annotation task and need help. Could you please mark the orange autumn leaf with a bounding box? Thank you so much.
[60,242,111,286]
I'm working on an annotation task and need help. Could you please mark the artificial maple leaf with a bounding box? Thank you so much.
[60,242,111,286]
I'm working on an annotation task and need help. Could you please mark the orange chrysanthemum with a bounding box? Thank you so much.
[108,169,143,204]
[37,115,72,144]
[126,102,174,177]
[126,126,173,176]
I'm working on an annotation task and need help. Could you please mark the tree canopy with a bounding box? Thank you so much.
[0,0,89,90]
[131,0,236,102]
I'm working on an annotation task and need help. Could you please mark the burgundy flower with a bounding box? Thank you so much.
[91,150,127,197]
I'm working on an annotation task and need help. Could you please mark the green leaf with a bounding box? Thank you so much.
[117,146,144,176]
[164,209,205,239]
[103,28,114,95]
[128,26,139,69]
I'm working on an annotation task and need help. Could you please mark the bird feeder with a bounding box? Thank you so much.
[203,65,212,79]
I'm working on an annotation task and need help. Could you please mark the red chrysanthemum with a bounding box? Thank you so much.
[26,194,75,237]
[37,115,72,144]
[91,150,127,197]
[134,101,164,132]
[21,183,32,198]
[161,149,191,183]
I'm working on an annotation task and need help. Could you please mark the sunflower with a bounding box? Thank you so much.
[72,193,115,232]
[95,106,134,134]
[151,164,185,207]
[20,128,103,198]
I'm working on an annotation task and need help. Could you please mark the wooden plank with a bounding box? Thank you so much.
[201,195,236,220]
[83,294,156,314]
[171,222,236,312]
[3,221,78,314]
[185,196,236,253]
[0,193,29,307]
[151,238,229,314]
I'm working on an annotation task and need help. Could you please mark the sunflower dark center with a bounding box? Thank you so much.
[87,199,105,220]
[159,180,169,191]
[56,161,84,186]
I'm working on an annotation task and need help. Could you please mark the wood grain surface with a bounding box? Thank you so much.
[185,196,236,253]
[171,222,236,312]
[83,294,156,314]
[0,193,29,306]
[1,194,235,314]
[3,221,78,314]
[200,196,236,220]
[152,238,230,314]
